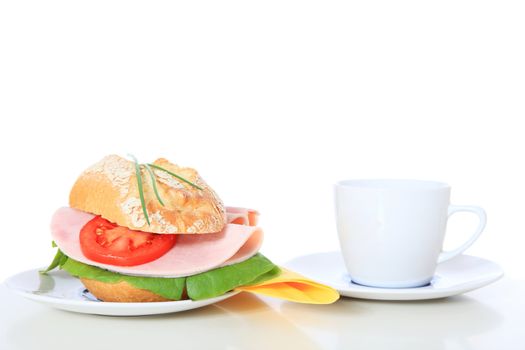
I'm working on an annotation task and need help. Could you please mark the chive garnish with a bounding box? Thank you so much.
[147,163,203,191]
[126,155,204,226]
[128,154,151,226]
[144,163,165,207]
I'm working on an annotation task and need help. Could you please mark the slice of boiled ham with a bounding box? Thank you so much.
[51,207,263,278]
[226,206,259,226]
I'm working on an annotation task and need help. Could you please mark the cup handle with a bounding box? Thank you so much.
[437,205,487,264]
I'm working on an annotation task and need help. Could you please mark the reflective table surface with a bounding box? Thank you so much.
[1,278,524,350]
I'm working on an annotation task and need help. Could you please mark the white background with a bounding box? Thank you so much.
[0,0,524,282]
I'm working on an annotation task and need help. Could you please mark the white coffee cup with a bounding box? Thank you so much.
[334,179,486,288]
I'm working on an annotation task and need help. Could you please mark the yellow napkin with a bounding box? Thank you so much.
[235,268,340,304]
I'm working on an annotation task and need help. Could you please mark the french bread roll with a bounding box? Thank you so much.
[69,155,226,234]
[81,278,171,302]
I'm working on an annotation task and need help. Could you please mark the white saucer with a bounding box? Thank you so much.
[5,268,240,316]
[285,252,504,301]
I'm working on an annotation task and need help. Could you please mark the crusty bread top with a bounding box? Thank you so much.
[69,155,226,234]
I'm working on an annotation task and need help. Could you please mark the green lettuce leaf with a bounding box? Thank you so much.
[47,251,279,301]
[40,249,67,274]
[186,254,278,300]
[246,266,281,286]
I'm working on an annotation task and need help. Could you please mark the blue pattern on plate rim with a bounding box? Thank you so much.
[81,288,102,302]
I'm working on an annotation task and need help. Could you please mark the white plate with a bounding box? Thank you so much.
[5,268,240,316]
[285,252,504,301]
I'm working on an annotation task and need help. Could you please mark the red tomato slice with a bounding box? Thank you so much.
[79,216,176,266]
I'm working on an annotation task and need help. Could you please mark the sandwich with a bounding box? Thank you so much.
[44,154,282,302]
